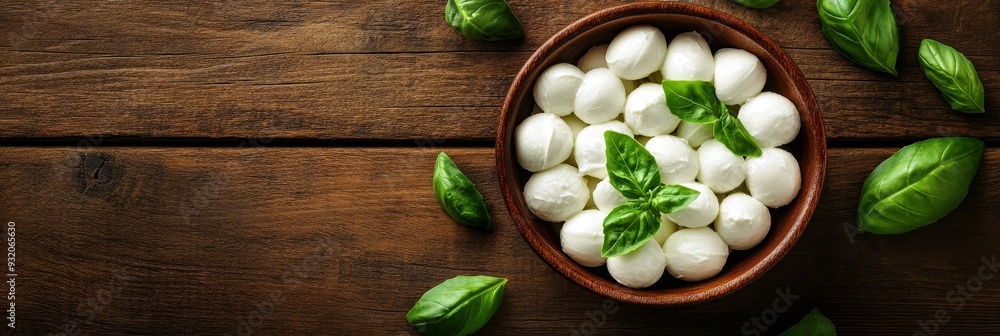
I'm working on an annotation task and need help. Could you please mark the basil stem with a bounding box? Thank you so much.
[778,309,837,336]
[433,152,492,230]
[817,0,899,76]
[918,39,986,113]
[858,137,984,234]
[445,0,524,41]
[732,0,782,8]
[406,275,507,336]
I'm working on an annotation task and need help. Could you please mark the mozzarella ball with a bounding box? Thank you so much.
[666,182,719,228]
[663,227,730,282]
[713,48,767,105]
[515,113,574,172]
[577,44,610,73]
[574,121,634,179]
[738,92,801,148]
[606,25,668,80]
[575,68,627,124]
[607,240,667,288]
[697,140,746,193]
[524,164,590,222]
[593,178,627,213]
[533,63,585,116]
[624,83,681,137]
[675,121,714,148]
[661,32,715,81]
[645,135,698,184]
[745,148,801,208]
[653,216,679,245]
[716,193,771,250]
[560,210,609,267]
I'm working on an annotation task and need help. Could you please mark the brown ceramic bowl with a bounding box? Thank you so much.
[496,2,826,306]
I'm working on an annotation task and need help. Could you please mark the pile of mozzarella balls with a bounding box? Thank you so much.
[515,25,802,288]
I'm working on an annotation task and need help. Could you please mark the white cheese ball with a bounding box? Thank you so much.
[593,178,627,213]
[562,114,588,166]
[661,32,715,81]
[577,44,610,73]
[666,182,719,228]
[607,240,667,288]
[574,121,634,179]
[560,210,608,267]
[645,135,698,184]
[663,227,730,282]
[533,63,585,116]
[515,113,574,172]
[575,68,627,124]
[653,216,679,245]
[524,164,590,222]
[713,48,767,105]
[606,25,668,80]
[738,92,801,148]
[697,140,746,193]
[676,121,715,148]
[716,193,771,250]
[624,83,681,137]
[745,148,801,208]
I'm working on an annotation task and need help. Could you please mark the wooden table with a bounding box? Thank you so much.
[1,0,998,335]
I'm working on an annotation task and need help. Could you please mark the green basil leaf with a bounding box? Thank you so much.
[445,0,524,41]
[651,184,701,214]
[858,137,984,234]
[713,113,763,157]
[604,131,662,199]
[601,201,661,257]
[778,309,837,336]
[732,0,782,9]
[817,0,899,75]
[406,275,507,336]
[433,152,491,230]
[662,80,726,124]
[918,39,986,113]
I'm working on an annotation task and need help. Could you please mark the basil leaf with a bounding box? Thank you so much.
[918,39,986,113]
[433,152,491,230]
[778,309,837,336]
[858,137,984,234]
[651,184,701,214]
[732,0,782,9]
[817,0,899,75]
[601,201,661,257]
[713,113,763,157]
[406,275,507,336]
[445,0,524,42]
[662,80,726,124]
[604,131,662,199]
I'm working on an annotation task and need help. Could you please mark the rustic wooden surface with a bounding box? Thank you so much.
[0,0,998,335]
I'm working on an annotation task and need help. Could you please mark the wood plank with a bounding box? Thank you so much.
[2,146,999,334]
[1,0,998,141]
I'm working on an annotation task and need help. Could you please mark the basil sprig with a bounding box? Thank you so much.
[433,152,492,230]
[817,0,899,75]
[445,0,524,41]
[918,39,986,113]
[662,80,763,157]
[778,309,837,336]
[601,131,700,257]
[406,275,507,336]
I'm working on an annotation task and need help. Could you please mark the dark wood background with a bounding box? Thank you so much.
[1,0,998,335]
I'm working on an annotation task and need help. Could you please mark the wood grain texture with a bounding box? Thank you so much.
[1,0,998,141]
[2,146,998,335]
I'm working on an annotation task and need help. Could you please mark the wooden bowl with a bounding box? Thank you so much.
[496,2,826,306]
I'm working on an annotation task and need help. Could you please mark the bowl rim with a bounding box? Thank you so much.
[496,1,827,306]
